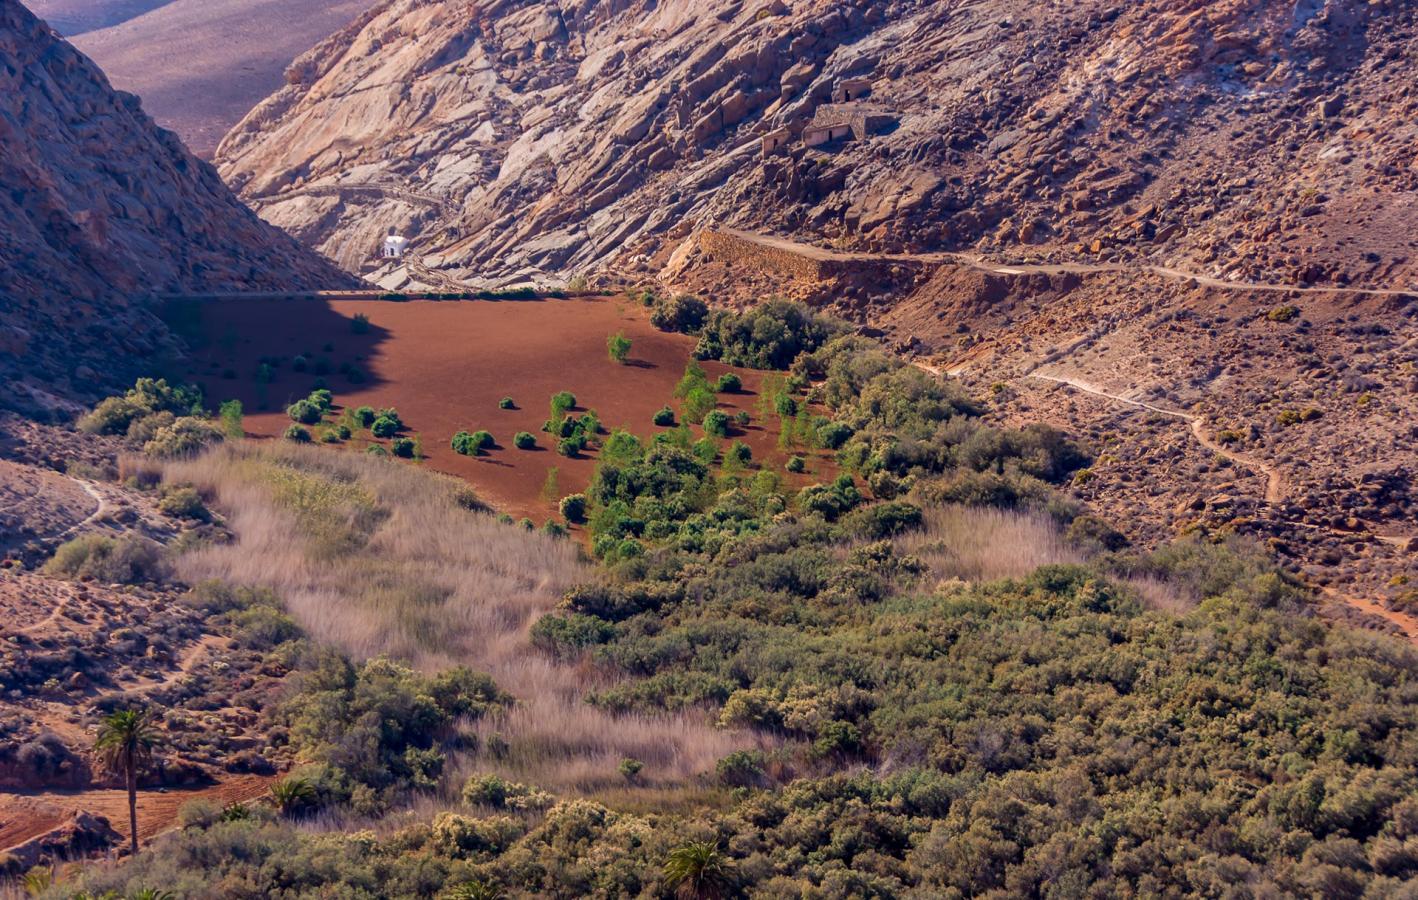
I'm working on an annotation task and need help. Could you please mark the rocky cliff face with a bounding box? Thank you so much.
[0,0,358,413]
[217,0,1417,292]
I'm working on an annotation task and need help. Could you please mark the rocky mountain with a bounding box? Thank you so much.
[212,0,1417,632]
[0,0,358,414]
[217,0,1417,293]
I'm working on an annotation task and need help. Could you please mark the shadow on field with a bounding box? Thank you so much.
[162,298,394,413]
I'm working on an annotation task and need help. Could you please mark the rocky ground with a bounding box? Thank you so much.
[0,416,290,864]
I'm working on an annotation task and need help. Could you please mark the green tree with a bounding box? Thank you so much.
[607,331,632,364]
[218,399,244,440]
[95,709,161,855]
[684,387,717,424]
[664,841,734,900]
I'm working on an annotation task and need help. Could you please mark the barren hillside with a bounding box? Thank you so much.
[217,0,1417,291]
[0,0,359,414]
[69,0,372,156]
[20,0,170,35]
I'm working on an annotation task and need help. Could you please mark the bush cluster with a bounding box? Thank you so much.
[451,430,494,456]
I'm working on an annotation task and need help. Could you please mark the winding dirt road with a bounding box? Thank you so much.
[1026,372,1287,503]
[248,182,448,212]
[717,228,1417,297]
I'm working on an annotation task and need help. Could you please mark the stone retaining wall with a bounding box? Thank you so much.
[699,230,829,280]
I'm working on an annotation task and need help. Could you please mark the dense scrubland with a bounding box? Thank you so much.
[36,299,1418,898]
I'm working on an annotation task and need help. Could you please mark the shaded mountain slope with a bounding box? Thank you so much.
[0,0,360,413]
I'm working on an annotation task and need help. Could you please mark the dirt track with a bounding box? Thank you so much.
[1026,372,1287,503]
[717,228,1417,297]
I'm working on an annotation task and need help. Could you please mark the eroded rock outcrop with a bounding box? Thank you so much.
[217,0,1417,295]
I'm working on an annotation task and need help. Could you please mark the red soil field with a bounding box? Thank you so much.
[177,296,832,523]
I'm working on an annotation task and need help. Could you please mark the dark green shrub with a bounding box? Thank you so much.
[650,294,708,333]
[285,399,321,423]
[607,332,632,363]
[560,494,588,523]
[452,431,495,455]
[527,612,609,654]
[43,534,167,584]
[550,391,577,419]
[284,424,312,443]
[513,432,536,450]
[702,410,730,438]
[653,406,676,427]
[371,416,400,439]
[786,455,806,473]
[499,397,516,410]
[352,406,376,428]
[734,410,751,427]
[79,378,202,435]
[817,421,854,449]
[715,373,742,393]
[726,441,752,465]
[693,299,845,369]
[158,486,206,519]
[391,437,416,458]
[692,437,718,465]
[811,720,863,760]
[715,750,766,788]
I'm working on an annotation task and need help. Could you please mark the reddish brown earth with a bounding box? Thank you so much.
[177,296,831,522]
[0,774,273,850]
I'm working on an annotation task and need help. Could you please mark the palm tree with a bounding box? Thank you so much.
[442,880,504,900]
[21,865,52,896]
[663,841,734,900]
[269,775,317,816]
[94,708,160,855]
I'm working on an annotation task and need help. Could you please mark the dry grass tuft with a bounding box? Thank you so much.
[163,442,750,791]
[895,504,1083,583]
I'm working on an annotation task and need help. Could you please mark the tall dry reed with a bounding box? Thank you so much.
[894,504,1083,583]
[162,443,750,791]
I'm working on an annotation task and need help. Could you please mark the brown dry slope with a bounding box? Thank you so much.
[216,0,1417,293]
[0,0,361,416]
[20,0,171,35]
[70,0,374,157]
